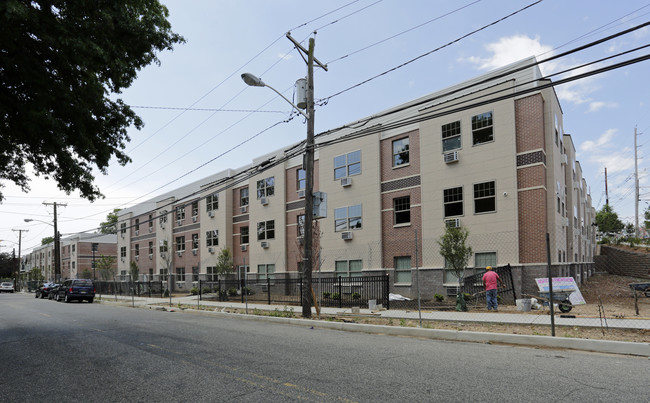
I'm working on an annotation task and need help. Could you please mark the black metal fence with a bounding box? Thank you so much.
[461,264,517,305]
[95,280,164,298]
[198,275,390,309]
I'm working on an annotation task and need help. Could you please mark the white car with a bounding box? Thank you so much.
[0,282,15,293]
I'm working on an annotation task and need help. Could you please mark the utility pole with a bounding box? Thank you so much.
[286,32,328,318]
[605,167,609,206]
[43,202,66,281]
[634,126,640,237]
[11,229,28,289]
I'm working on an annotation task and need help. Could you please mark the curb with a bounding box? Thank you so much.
[178,307,650,357]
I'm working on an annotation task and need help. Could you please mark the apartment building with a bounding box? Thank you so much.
[23,233,117,282]
[117,57,596,297]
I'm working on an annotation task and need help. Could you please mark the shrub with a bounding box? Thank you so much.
[190,287,198,295]
[434,293,445,302]
[331,293,341,300]
[202,287,212,294]
[351,292,361,300]
[463,293,472,301]
[227,287,238,297]
[598,236,610,245]
[323,292,331,299]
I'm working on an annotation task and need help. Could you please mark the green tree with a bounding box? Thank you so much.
[41,236,54,245]
[215,248,234,280]
[29,267,44,282]
[437,225,473,312]
[595,204,624,234]
[95,254,116,281]
[99,208,122,234]
[0,1,185,201]
[129,260,139,281]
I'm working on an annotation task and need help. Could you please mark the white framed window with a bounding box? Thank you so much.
[135,244,140,257]
[297,214,305,237]
[442,120,461,152]
[206,266,217,281]
[257,264,275,280]
[474,181,495,214]
[257,177,275,199]
[297,169,306,190]
[472,112,493,145]
[191,233,199,249]
[335,204,362,232]
[175,236,185,252]
[257,220,275,240]
[206,193,218,211]
[392,138,409,167]
[176,206,185,221]
[206,230,218,247]
[240,226,249,244]
[394,196,411,225]
[394,256,411,284]
[120,246,126,258]
[192,201,199,217]
[160,268,169,278]
[474,252,496,268]
[176,267,185,282]
[240,187,249,206]
[335,260,362,278]
[148,242,153,255]
[444,187,463,217]
[334,150,361,179]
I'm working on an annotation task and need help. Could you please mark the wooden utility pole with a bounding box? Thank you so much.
[634,126,639,237]
[43,202,66,281]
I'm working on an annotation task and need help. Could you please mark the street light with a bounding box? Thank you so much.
[24,218,61,282]
[241,37,321,318]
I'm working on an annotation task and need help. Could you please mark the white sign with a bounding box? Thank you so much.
[535,277,586,305]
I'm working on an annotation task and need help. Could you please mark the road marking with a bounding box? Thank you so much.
[39,313,52,318]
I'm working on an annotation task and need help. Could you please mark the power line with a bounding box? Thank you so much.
[129,105,287,113]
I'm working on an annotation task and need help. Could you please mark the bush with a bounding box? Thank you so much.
[598,236,610,245]
[331,293,341,300]
[323,292,331,299]
[202,287,212,294]
[434,293,445,302]
[242,286,253,295]
[463,293,472,301]
[227,287,238,297]
[190,287,198,295]
[351,292,361,300]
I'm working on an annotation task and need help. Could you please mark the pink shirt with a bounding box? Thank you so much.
[482,271,500,290]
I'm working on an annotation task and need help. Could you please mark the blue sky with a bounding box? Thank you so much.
[2,0,649,253]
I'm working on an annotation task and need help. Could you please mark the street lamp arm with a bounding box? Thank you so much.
[241,73,309,120]
[24,218,54,226]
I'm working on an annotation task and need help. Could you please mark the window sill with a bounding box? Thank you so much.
[392,163,410,170]
[393,223,411,228]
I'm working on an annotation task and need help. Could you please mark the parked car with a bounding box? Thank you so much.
[48,284,61,300]
[35,283,56,298]
[0,282,15,293]
[55,279,95,303]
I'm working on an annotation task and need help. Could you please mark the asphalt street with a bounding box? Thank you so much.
[1,293,648,402]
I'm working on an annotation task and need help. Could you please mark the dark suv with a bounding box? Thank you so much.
[55,279,95,303]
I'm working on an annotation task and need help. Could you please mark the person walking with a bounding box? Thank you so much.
[482,266,504,311]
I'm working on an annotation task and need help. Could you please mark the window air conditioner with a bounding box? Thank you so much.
[135,230,139,236]
[240,205,248,214]
[177,251,182,257]
[341,231,353,240]
[340,177,352,187]
[445,218,461,228]
[260,241,269,248]
[260,197,268,206]
[444,151,459,164]
[208,210,214,217]
[208,247,214,253]
[176,220,183,226]
[149,254,153,260]
[149,227,153,233]
[241,244,247,252]
[192,216,197,223]
[297,189,306,198]
[297,236,304,245]
[135,256,139,261]
[192,249,197,256]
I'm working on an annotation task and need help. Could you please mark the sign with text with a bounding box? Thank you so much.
[535,277,586,305]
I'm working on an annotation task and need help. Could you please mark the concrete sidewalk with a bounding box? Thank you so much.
[95,293,650,357]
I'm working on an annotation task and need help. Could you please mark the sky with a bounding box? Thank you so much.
[2,0,649,254]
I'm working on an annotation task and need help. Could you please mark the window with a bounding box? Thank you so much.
[135,219,140,231]
[192,201,199,217]
[206,266,217,281]
[176,206,185,222]
[444,187,463,217]
[257,220,275,240]
[334,150,361,179]
[206,193,218,211]
[257,177,275,199]
[135,244,140,257]
[240,226,249,244]
[474,181,496,214]
[176,236,185,252]
[475,252,496,268]
[240,188,249,207]
[206,230,218,247]
[192,266,199,282]
[297,214,305,237]
[472,112,493,145]
[393,196,411,225]
[192,233,199,250]
[71,245,75,252]
[159,242,168,254]
[120,247,126,258]
[297,169,306,190]
[442,121,461,152]
[395,256,412,284]
[120,223,126,234]
[335,260,362,278]
[335,204,362,231]
[392,138,409,167]
[176,267,185,282]
[160,268,169,278]
[148,214,153,229]
[148,242,153,255]
[258,264,275,280]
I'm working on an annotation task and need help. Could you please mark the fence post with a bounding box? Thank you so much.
[267,277,271,305]
[385,274,390,311]
[241,278,245,303]
[199,279,202,301]
[338,276,342,309]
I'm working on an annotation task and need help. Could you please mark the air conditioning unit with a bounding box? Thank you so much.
[176,220,183,226]
[240,244,247,252]
[149,254,153,260]
[562,217,569,227]
[340,177,352,187]
[135,256,139,261]
[135,230,139,236]
[208,210,214,217]
[260,241,269,248]
[192,216,197,223]
[149,227,153,233]
[297,236,304,245]
[177,251,182,257]
[297,189,306,198]
[120,257,125,262]
[240,205,248,214]
[260,197,268,206]
[121,233,125,239]
[445,218,461,228]
[192,249,197,256]
[208,247,214,253]
[341,231,353,240]
[444,151,459,163]
[561,154,568,165]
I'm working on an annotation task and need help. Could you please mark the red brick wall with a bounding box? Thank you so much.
[381,189,422,268]
[515,94,545,153]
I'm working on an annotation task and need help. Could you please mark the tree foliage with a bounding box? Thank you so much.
[595,204,624,234]
[41,236,54,245]
[95,254,116,280]
[0,0,185,201]
[99,208,122,234]
[437,225,473,284]
[214,247,233,280]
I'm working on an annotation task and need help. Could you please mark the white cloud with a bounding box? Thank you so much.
[587,101,618,113]
[580,128,616,153]
[462,35,554,75]
[278,53,293,60]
